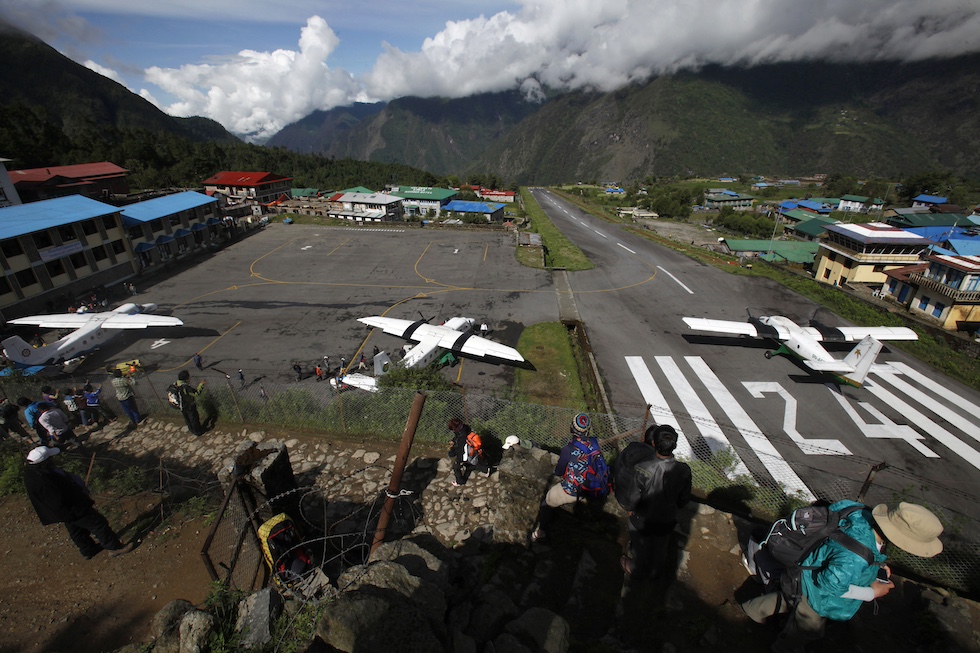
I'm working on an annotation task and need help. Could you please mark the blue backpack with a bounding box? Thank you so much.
[565,438,611,498]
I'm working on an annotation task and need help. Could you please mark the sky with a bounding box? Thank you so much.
[2,0,979,142]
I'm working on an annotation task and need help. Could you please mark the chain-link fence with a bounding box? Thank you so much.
[4,367,978,595]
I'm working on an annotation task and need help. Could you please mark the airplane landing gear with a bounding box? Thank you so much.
[764,350,773,359]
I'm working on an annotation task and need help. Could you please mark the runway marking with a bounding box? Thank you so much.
[656,356,751,479]
[656,266,693,294]
[744,382,851,455]
[301,245,313,250]
[861,378,980,469]
[871,366,980,446]
[687,360,814,499]
[593,230,608,239]
[888,361,980,421]
[624,356,694,459]
[617,243,636,254]
[150,338,171,350]
[330,227,405,232]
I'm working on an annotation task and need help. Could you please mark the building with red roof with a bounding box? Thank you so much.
[9,162,129,203]
[202,171,293,210]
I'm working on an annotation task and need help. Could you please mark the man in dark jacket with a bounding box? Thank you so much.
[175,369,206,436]
[621,424,692,580]
[23,446,133,559]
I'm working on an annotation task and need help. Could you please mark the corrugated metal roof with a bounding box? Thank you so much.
[202,171,292,186]
[120,191,217,224]
[444,200,504,213]
[390,186,457,201]
[9,162,128,183]
[826,222,931,245]
[0,195,119,240]
[914,194,948,204]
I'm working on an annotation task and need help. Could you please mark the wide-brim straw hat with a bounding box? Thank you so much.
[872,502,944,558]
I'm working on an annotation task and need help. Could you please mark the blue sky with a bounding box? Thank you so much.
[2,0,979,142]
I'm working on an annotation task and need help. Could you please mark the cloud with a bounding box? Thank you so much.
[83,59,124,85]
[364,0,980,99]
[144,16,369,141]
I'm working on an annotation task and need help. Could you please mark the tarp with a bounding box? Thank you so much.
[173,228,192,238]
[191,222,208,231]
[155,234,175,244]
[133,242,156,253]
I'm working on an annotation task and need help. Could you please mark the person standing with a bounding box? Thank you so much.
[293,362,303,381]
[619,424,692,580]
[447,418,491,487]
[110,369,140,426]
[17,397,54,444]
[129,282,138,296]
[175,370,206,436]
[358,355,367,370]
[24,446,134,559]
[315,365,324,382]
[742,502,943,653]
[83,383,117,424]
[259,386,269,401]
[193,352,203,371]
[531,413,607,542]
[237,369,246,389]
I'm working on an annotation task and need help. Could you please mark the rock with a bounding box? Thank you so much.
[236,587,283,650]
[363,451,380,464]
[151,599,195,653]
[492,632,533,653]
[468,588,519,643]
[338,560,447,625]
[178,610,214,653]
[451,628,478,653]
[316,591,444,653]
[370,536,456,591]
[504,607,570,653]
[492,451,553,545]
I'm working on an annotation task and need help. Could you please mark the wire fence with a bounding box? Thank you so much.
[3,367,978,595]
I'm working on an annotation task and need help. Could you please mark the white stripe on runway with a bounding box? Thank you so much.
[862,379,980,471]
[656,265,693,294]
[624,356,694,459]
[885,361,980,420]
[687,360,814,500]
[593,230,608,239]
[871,367,980,446]
[656,356,751,478]
[743,382,851,455]
[617,243,636,254]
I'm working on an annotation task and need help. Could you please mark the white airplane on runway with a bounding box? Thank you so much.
[682,315,918,387]
[335,315,533,392]
[2,303,183,367]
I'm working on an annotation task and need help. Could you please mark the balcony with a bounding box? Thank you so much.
[908,272,980,302]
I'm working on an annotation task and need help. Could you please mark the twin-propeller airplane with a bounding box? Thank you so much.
[682,315,918,387]
[2,303,183,369]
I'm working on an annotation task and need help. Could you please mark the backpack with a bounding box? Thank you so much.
[257,513,328,599]
[753,503,879,608]
[166,383,182,410]
[565,438,611,498]
[612,441,659,511]
[463,431,484,464]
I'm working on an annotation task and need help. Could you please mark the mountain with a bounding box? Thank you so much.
[0,18,240,167]
[270,57,980,184]
[265,103,386,153]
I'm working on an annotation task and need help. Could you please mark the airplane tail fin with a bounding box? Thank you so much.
[2,335,47,366]
[841,335,883,387]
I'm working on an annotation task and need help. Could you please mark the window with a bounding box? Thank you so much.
[45,259,66,277]
[918,296,930,311]
[58,225,78,242]
[69,252,87,270]
[111,240,126,255]
[81,219,99,236]
[150,219,163,234]
[91,245,107,261]
[169,213,182,227]
[0,276,10,295]
[823,268,831,279]
[933,302,945,318]
[1,239,23,258]
[128,226,144,240]
[873,264,885,273]
[888,279,897,293]
[101,215,117,231]
[15,268,37,287]
[33,231,54,249]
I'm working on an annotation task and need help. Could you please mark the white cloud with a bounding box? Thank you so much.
[144,16,369,141]
[364,0,980,99]
[83,59,124,85]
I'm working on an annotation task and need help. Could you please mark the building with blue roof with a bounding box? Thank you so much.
[912,194,948,209]
[443,200,505,222]
[881,252,980,332]
[0,191,226,316]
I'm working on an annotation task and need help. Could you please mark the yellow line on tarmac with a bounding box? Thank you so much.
[159,321,241,373]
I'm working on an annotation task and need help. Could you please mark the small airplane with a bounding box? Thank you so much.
[681,315,918,387]
[2,302,183,368]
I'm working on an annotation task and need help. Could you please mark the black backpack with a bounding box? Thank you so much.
[613,441,659,512]
[166,383,182,410]
[755,503,880,609]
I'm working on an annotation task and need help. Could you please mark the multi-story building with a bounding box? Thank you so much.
[813,222,931,287]
[881,253,980,331]
[704,190,755,211]
[0,158,21,207]
[388,186,457,217]
[9,162,129,203]
[325,192,404,222]
[202,171,293,212]
[121,191,221,269]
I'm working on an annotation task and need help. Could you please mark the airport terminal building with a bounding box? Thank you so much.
[0,192,222,321]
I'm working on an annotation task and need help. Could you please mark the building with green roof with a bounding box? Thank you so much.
[388,186,457,217]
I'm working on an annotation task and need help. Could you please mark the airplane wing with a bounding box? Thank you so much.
[358,316,532,368]
[802,323,918,343]
[99,314,183,329]
[803,360,856,373]
[681,317,792,340]
[7,314,101,329]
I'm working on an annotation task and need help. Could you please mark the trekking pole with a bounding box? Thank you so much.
[371,391,426,555]
[857,462,887,503]
[85,451,97,485]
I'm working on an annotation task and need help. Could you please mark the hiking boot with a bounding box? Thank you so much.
[108,542,135,557]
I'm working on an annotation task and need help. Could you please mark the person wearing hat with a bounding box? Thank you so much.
[742,501,943,652]
[530,413,607,543]
[23,446,133,559]
[176,369,207,436]
[111,368,141,426]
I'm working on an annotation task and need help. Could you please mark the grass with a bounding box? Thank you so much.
[513,322,588,410]
[519,188,594,270]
